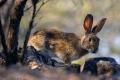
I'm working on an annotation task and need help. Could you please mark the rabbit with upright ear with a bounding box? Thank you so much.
[27,14,107,64]
[80,14,106,53]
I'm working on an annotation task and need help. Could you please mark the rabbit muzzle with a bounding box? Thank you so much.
[87,46,98,53]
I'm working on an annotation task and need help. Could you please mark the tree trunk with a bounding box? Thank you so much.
[6,0,27,65]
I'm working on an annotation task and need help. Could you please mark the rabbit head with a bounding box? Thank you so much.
[80,14,106,53]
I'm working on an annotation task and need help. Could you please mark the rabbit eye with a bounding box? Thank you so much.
[88,38,92,42]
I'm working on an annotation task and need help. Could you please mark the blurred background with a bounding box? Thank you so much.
[20,0,120,63]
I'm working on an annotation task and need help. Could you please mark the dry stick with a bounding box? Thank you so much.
[23,1,37,54]
[24,0,43,12]
[2,0,15,35]
[24,0,50,14]
[23,0,49,50]
[22,0,49,63]
[35,0,50,17]
[0,0,8,52]
[0,18,8,55]
[0,0,8,62]
[22,1,37,64]
[6,0,28,64]
[24,5,33,11]
[23,0,49,53]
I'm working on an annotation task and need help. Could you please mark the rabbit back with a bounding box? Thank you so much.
[28,29,81,63]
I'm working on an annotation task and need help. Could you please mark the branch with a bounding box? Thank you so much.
[23,0,38,52]
[24,5,32,11]
[6,0,28,64]
[23,0,50,51]
[0,0,8,53]
[24,0,50,15]
[23,0,50,57]
[0,18,8,54]
[35,0,50,17]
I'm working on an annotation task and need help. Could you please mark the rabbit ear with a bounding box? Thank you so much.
[92,18,106,34]
[83,14,93,33]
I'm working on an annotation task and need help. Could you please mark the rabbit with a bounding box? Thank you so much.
[27,14,107,64]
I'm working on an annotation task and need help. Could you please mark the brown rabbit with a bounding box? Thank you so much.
[28,14,106,64]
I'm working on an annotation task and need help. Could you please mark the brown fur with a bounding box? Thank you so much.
[28,14,106,63]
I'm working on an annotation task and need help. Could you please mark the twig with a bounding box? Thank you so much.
[24,5,33,11]
[23,0,38,55]
[23,0,50,63]
[0,18,8,54]
[23,0,50,52]
[35,0,50,17]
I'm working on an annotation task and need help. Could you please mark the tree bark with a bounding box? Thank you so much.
[6,0,27,64]
[0,17,8,55]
